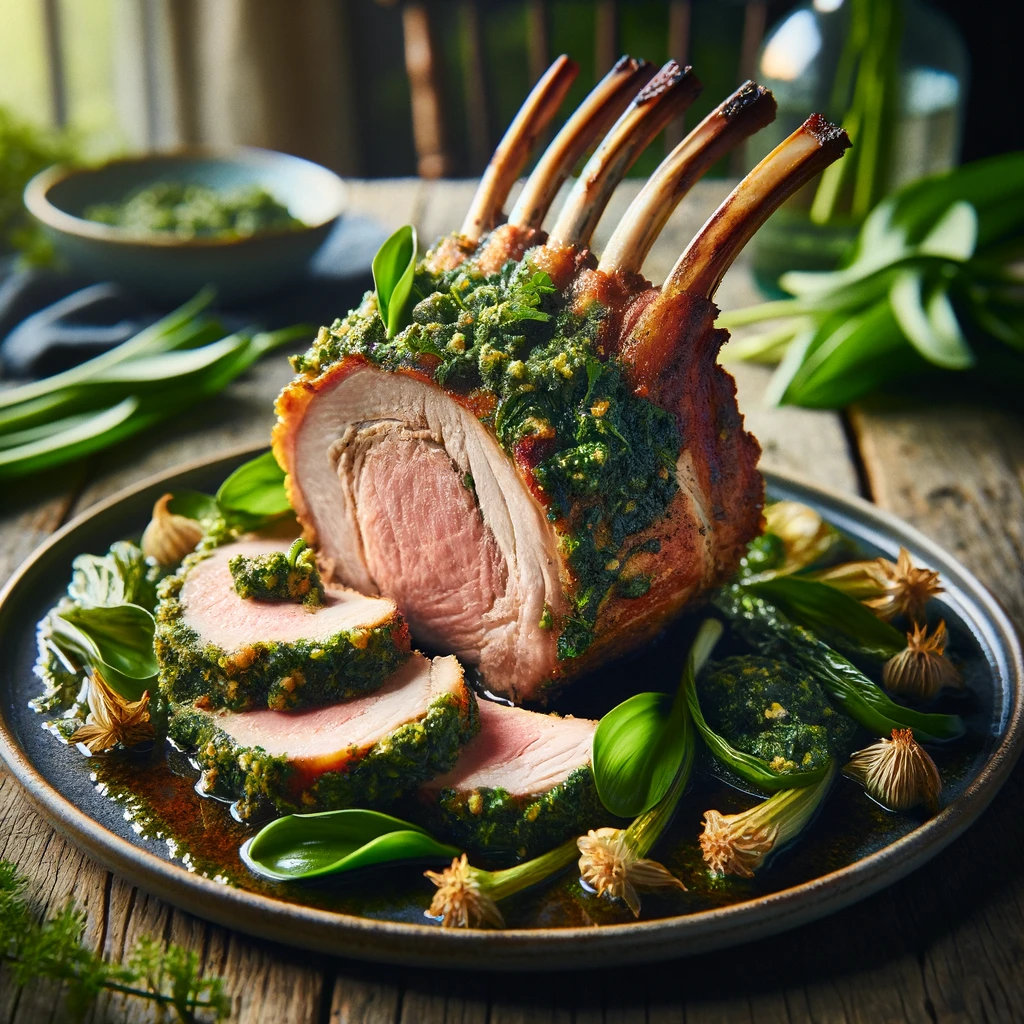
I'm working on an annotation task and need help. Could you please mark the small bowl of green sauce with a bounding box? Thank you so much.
[24,148,347,303]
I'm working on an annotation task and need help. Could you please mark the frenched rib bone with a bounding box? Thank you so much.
[599,82,777,279]
[665,113,851,299]
[459,55,578,243]
[546,61,703,250]
[508,56,656,232]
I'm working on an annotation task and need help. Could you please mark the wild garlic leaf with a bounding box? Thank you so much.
[773,300,921,409]
[683,618,828,791]
[215,451,291,521]
[166,489,220,523]
[889,270,974,369]
[685,677,830,792]
[592,691,679,817]
[242,809,459,881]
[916,200,978,262]
[715,585,965,743]
[593,619,721,817]
[743,577,906,660]
[57,604,157,699]
[372,224,418,340]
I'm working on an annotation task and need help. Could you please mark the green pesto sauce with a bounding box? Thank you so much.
[291,258,681,661]
[85,182,304,239]
[698,656,857,774]
[228,541,324,609]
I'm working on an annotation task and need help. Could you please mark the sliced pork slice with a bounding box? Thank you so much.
[169,653,476,819]
[156,539,410,712]
[417,699,604,860]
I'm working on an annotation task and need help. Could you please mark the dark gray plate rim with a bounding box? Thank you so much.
[1,443,1021,971]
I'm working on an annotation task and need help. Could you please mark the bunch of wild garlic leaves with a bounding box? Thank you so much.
[0,860,228,1021]
[0,288,309,480]
[721,152,1024,408]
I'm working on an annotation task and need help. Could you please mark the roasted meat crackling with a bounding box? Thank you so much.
[168,653,476,819]
[274,56,851,702]
[156,540,411,712]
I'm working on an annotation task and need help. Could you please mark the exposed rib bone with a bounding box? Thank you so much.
[459,55,578,242]
[507,56,656,231]
[546,61,703,249]
[665,113,850,299]
[598,82,777,278]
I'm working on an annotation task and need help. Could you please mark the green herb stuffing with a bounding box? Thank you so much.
[422,765,606,863]
[156,549,408,712]
[85,182,304,238]
[168,688,478,820]
[228,539,324,608]
[697,655,857,775]
[291,258,681,660]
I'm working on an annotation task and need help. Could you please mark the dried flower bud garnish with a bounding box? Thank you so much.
[70,671,153,753]
[425,854,505,929]
[577,826,685,916]
[812,547,942,623]
[424,840,579,929]
[883,621,961,700]
[699,765,836,878]
[844,728,942,812]
[141,492,204,567]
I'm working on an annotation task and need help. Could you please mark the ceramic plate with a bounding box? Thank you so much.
[1,445,1021,970]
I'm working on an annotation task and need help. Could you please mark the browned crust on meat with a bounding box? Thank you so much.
[474,223,546,277]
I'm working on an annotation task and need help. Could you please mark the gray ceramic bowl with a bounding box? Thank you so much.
[24,148,347,304]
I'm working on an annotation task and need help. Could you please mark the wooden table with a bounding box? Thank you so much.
[2,180,1022,1024]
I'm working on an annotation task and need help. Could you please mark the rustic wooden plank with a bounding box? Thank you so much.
[329,964,402,1023]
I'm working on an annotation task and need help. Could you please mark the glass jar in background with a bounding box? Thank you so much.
[748,0,969,295]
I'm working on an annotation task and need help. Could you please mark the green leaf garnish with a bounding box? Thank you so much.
[593,619,720,817]
[57,604,157,699]
[241,809,459,881]
[684,651,830,794]
[716,585,964,743]
[742,576,906,660]
[372,224,418,339]
[166,489,220,523]
[215,450,291,522]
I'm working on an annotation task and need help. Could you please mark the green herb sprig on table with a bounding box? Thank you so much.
[721,153,1024,408]
[0,288,311,479]
[0,860,228,1022]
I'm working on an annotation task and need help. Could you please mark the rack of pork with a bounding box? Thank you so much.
[160,55,849,860]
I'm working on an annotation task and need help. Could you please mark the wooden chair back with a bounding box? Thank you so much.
[391,0,768,178]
